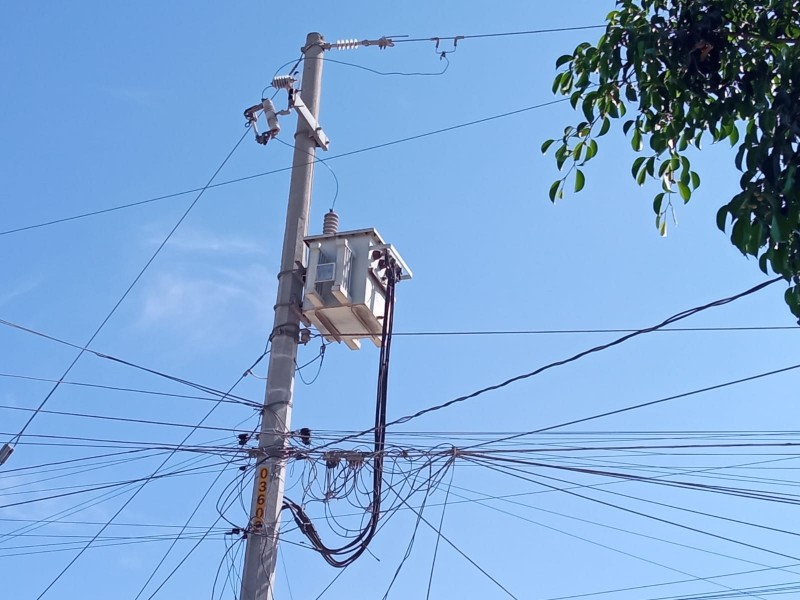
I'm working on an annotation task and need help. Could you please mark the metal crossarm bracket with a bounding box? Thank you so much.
[291,93,330,150]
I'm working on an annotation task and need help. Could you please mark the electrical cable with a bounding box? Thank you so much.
[468,457,800,564]
[446,486,776,600]
[0,319,261,408]
[29,346,267,599]
[466,361,800,451]
[0,371,253,404]
[322,55,449,77]
[4,128,250,452]
[425,463,453,600]
[314,277,784,451]
[391,25,607,44]
[273,137,339,209]
[381,474,520,600]
[0,403,258,434]
[132,451,246,600]
[0,98,569,236]
[283,252,402,567]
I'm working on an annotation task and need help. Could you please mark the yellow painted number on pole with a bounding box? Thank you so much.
[253,466,269,528]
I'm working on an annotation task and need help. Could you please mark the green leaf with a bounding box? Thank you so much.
[678,182,691,203]
[729,126,740,147]
[716,206,728,232]
[598,116,611,136]
[631,156,646,179]
[659,219,667,237]
[548,180,561,203]
[541,139,556,154]
[585,139,598,161]
[631,128,642,152]
[575,169,586,192]
[555,54,573,68]
[690,171,701,189]
[622,120,635,135]
[636,165,648,186]
[759,252,770,275]
[581,96,595,122]
[653,192,665,215]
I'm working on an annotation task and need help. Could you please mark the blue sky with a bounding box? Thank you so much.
[2,2,800,599]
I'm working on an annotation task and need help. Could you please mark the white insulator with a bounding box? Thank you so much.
[322,210,339,235]
[335,38,359,50]
[261,98,280,133]
[272,75,296,90]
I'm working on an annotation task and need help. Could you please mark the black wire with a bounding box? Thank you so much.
[132,453,244,599]
[445,482,797,576]
[425,464,453,600]
[466,361,800,451]
[0,461,228,511]
[0,404,258,433]
[6,129,250,451]
[0,98,569,236]
[322,55,449,77]
[315,277,784,451]
[0,372,253,404]
[381,474,520,599]
[442,486,772,600]
[30,346,266,599]
[331,325,800,336]
[0,319,261,408]
[273,136,339,209]
[468,457,800,564]
[284,257,401,567]
[391,25,607,44]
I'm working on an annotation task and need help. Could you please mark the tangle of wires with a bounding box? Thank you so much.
[283,250,415,567]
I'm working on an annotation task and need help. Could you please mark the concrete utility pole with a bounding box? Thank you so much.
[240,32,325,600]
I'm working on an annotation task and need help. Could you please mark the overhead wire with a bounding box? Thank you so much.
[313,277,784,451]
[4,129,251,452]
[0,97,570,236]
[445,485,776,600]
[29,346,268,599]
[0,318,261,408]
[468,457,800,564]
[0,371,254,404]
[466,361,800,451]
[390,25,607,44]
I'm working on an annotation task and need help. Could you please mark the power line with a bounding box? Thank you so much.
[314,277,784,451]
[0,98,568,236]
[0,372,252,404]
[387,325,799,336]
[0,403,256,434]
[3,129,250,451]
[0,319,261,408]
[29,343,267,599]
[467,361,800,451]
[391,25,606,44]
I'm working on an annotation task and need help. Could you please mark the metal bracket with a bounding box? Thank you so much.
[291,93,330,150]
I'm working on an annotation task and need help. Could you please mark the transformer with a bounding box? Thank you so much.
[302,224,411,350]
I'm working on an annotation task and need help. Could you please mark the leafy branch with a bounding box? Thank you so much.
[542,0,800,319]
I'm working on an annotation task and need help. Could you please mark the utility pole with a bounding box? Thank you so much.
[240,32,325,600]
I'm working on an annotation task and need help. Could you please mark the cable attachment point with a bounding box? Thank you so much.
[0,443,13,466]
[272,75,297,90]
[333,38,359,50]
[432,35,463,59]
[243,98,290,146]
